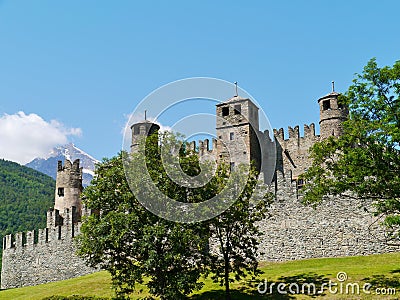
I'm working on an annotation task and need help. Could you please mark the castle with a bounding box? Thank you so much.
[1,89,399,289]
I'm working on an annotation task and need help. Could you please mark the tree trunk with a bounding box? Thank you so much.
[224,253,231,300]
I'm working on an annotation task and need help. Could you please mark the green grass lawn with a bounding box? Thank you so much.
[1,252,399,299]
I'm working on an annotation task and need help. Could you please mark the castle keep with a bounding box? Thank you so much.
[2,89,399,289]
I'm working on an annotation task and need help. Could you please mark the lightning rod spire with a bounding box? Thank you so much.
[234,81,238,97]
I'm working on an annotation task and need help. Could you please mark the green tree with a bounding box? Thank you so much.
[207,163,273,300]
[76,132,210,299]
[77,130,273,299]
[301,58,400,239]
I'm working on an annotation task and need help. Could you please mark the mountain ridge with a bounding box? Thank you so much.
[26,143,99,186]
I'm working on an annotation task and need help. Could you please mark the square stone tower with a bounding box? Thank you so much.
[216,96,261,171]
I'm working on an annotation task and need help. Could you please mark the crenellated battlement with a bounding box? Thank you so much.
[288,125,299,139]
[303,123,316,138]
[3,216,81,252]
[273,123,320,179]
[186,138,215,152]
[185,138,219,161]
[46,206,78,227]
[3,205,83,251]
[273,123,318,144]
[57,159,81,173]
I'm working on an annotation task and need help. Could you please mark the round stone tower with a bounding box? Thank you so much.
[318,91,348,139]
[54,159,83,221]
[130,120,160,153]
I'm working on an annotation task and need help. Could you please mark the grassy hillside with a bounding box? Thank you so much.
[1,252,399,299]
[0,159,55,272]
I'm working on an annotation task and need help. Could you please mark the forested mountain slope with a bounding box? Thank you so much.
[0,159,55,273]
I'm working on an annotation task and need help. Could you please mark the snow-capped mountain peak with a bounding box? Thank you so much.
[26,143,99,187]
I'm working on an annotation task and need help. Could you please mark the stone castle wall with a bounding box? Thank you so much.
[274,123,320,179]
[1,208,96,289]
[257,171,399,261]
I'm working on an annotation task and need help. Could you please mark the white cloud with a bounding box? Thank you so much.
[0,111,82,164]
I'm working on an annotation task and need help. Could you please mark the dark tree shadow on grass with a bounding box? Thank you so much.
[189,289,280,300]
[363,271,400,292]
[190,273,330,299]
[272,273,330,298]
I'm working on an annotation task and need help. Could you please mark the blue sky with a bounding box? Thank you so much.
[0,0,399,163]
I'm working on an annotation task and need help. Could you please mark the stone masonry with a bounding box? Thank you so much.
[257,171,398,261]
[2,88,399,289]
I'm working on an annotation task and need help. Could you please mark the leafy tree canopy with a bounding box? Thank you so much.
[77,132,211,299]
[77,131,271,300]
[301,58,400,238]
